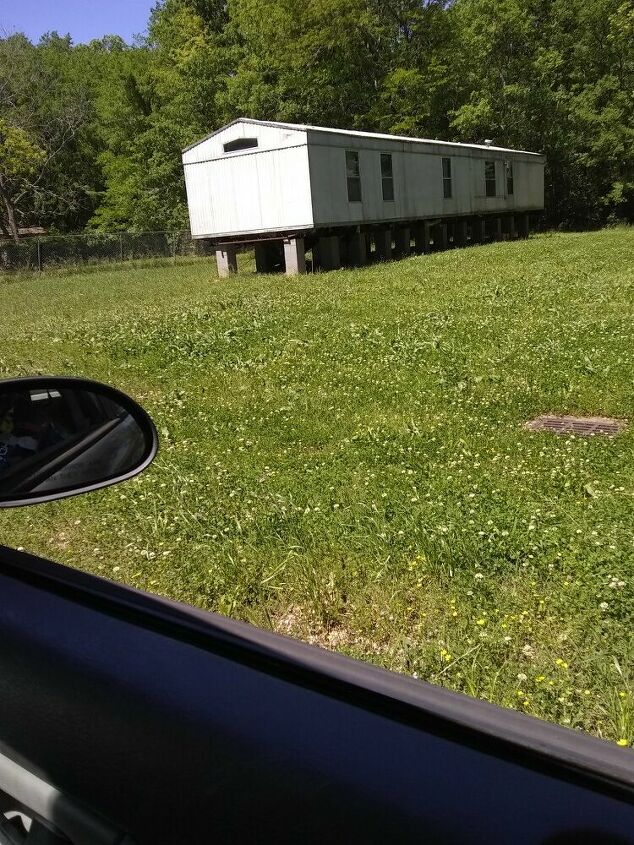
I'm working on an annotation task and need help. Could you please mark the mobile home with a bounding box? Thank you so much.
[182,118,545,275]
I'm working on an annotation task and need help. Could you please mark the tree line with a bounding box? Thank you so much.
[1,0,632,241]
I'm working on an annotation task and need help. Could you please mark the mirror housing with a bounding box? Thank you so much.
[0,376,158,508]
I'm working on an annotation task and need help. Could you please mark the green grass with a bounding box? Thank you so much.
[1,229,633,744]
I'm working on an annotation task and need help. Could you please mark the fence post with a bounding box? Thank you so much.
[37,238,42,271]
[119,233,124,262]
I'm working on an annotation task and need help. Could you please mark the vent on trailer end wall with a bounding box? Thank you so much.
[223,138,258,153]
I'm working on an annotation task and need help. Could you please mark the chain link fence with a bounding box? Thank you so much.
[0,231,215,272]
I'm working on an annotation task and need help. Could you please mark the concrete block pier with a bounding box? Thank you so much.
[212,212,534,277]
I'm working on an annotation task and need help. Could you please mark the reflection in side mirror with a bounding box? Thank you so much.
[0,377,158,508]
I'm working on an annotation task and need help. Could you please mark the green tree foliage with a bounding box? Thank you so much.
[0,33,103,234]
[89,45,160,231]
[450,0,633,225]
[91,0,228,231]
[0,119,45,241]
[0,0,632,234]
[363,1,458,138]
[220,0,388,126]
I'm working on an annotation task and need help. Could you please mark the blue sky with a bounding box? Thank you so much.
[0,0,155,45]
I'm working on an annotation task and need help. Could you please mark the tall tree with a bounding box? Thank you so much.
[2,0,632,234]
[0,33,100,235]
[449,0,633,225]
[0,119,44,241]
[91,0,229,231]
[220,0,387,127]
[363,0,458,138]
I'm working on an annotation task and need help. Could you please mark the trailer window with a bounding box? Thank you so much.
[381,153,394,201]
[442,158,452,199]
[505,160,514,195]
[346,151,362,202]
[223,138,258,153]
[485,160,497,197]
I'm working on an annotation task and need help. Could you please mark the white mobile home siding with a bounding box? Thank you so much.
[183,123,313,238]
[307,131,543,228]
[182,119,545,240]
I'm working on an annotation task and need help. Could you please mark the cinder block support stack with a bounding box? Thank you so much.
[216,246,238,278]
[453,220,468,248]
[505,216,517,239]
[471,218,485,244]
[491,217,503,241]
[374,229,393,261]
[412,222,431,254]
[283,236,306,276]
[316,235,341,271]
[343,232,368,267]
[434,223,448,251]
[393,227,411,258]
[517,212,530,238]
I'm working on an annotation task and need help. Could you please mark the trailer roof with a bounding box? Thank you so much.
[183,117,544,157]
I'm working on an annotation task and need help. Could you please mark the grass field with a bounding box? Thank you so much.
[1,229,632,744]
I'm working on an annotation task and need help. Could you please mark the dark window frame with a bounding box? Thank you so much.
[485,160,497,197]
[381,153,395,202]
[505,160,514,196]
[346,150,362,203]
[442,157,452,199]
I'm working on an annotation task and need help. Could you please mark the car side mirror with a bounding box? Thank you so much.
[0,376,158,508]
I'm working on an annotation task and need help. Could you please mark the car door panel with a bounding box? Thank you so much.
[0,545,632,844]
